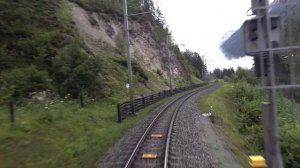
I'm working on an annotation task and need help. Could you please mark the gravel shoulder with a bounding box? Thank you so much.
[194,92,244,168]
[171,85,243,168]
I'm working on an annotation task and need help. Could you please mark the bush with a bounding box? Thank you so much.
[230,81,264,152]
[0,65,52,103]
[223,75,230,82]
[52,43,105,98]
[229,81,300,167]
[281,123,300,168]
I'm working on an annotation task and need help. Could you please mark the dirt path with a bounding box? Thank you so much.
[196,107,244,167]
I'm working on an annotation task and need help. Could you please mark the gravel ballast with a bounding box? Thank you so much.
[97,84,243,168]
[168,84,243,168]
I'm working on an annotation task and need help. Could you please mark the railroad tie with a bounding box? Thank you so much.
[150,134,163,138]
[142,153,158,159]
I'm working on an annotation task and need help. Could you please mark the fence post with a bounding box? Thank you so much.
[117,103,122,123]
[132,99,137,115]
[151,94,154,104]
[142,95,146,107]
[79,94,84,108]
[9,100,15,124]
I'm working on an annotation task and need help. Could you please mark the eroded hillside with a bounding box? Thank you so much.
[71,2,186,83]
[0,0,201,105]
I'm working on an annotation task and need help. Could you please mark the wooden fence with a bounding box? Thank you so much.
[117,83,206,122]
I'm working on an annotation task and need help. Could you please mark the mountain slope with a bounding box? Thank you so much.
[0,0,203,104]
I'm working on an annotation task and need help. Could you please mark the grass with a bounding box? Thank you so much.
[199,82,251,168]
[0,92,182,168]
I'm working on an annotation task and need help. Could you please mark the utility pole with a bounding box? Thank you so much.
[202,55,205,81]
[264,1,284,167]
[166,35,173,94]
[123,0,135,114]
[204,59,207,81]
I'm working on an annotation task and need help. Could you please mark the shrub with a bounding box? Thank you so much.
[223,75,231,82]
[0,65,52,103]
[229,81,300,167]
[230,81,264,152]
[52,43,105,98]
[156,69,163,76]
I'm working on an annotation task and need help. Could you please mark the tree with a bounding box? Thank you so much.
[52,43,104,98]
[0,65,52,104]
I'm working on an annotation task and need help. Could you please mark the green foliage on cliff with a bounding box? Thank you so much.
[69,0,145,15]
[0,0,120,102]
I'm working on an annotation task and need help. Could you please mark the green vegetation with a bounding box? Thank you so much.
[200,80,300,167]
[0,0,104,102]
[0,92,183,167]
[0,0,202,103]
[69,0,144,15]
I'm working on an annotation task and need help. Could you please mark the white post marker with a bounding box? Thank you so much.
[126,83,130,89]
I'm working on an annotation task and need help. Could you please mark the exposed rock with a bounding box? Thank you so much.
[71,2,186,81]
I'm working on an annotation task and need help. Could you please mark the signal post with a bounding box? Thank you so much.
[244,0,300,167]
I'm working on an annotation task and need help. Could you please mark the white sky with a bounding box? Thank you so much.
[156,0,255,71]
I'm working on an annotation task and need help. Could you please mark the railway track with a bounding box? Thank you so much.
[123,84,214,168]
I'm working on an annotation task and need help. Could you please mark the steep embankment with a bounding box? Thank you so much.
[70,2,187,88]
[0,0,193,105]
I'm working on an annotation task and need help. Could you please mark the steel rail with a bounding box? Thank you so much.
[123,84,212,168]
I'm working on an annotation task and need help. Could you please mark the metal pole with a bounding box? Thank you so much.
[264,1,284,167]
[123,0,135,114]
[166,35,173,94]
[262,102,272,167]
[204,59,207,81]
[202,56,205,81]
[286,3,296,115]
[259,52,265,85]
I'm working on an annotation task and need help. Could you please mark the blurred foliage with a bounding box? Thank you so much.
[69,0,143,15]
[212,68,235,79]
[229,81,264,152]
[229,81,300,167]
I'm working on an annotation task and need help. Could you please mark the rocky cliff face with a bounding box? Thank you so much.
[71,3,185,80]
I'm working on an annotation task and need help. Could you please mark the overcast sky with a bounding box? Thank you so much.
[156,0,255,71]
